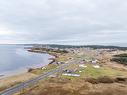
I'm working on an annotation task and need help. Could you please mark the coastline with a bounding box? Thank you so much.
[27,48,57,68]
[0,49,57,91]
[0,49,55,78]
[0,46,69,92]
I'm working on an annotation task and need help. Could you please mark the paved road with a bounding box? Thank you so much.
[0,61,74,95]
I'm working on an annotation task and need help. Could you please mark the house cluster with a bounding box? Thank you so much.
[62,58,100,77]
[79,58,100,68]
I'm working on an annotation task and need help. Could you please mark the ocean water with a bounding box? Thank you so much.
[0,45,52,77]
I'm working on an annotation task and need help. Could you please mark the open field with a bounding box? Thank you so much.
[14,77,127,95]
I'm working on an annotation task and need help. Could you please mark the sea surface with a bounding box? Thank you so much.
[0,44,52,77]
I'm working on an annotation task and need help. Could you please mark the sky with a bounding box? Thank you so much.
[0,0,127,46]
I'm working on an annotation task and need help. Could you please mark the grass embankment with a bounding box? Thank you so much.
[111,53,127,65]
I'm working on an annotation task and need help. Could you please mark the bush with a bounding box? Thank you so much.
[28,68,34,72]
[98,76,114,83]
[85,76,114,84]
[111,57,127,65]
[114,53,127,57]
[115,77,127,83]
[111,53,127,65]
[85,78,99,84]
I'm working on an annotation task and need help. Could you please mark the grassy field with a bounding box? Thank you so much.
[79,65,127,78]
[30,64,57,75]
[61,64,127,81]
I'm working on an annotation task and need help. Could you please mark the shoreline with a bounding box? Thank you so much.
[0,47,68,92]
[0,57,55,91]
[0,68,27,79]
[0,50,55,79]
[0,49,57,91]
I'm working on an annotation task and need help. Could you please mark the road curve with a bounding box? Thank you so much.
[0,62,73,95]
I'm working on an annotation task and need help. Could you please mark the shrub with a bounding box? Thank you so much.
[85,76,114,84]
[111,57,127,65]
[28,68,34,72]
[98,76,114,83]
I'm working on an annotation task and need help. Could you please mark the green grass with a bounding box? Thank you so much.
[30,64,57,75]
[61,64,127,80]
[61,75,78,80]
[56,56,68,62]
[78,65,127,78]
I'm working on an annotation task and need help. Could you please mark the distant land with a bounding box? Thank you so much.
[23,44,127,50]
[1,44,127,50]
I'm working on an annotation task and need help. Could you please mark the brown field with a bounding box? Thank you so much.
[16,77,127,95]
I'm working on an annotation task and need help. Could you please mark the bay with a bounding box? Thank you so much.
[0,44,52,77]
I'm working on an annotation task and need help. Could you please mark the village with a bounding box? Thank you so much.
[1,45,127,95]
[27,46,127,80]
[16,46,127,95]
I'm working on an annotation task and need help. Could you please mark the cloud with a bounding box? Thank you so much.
[0,0,127,46]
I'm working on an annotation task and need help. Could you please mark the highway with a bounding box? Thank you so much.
[0,61,73,95]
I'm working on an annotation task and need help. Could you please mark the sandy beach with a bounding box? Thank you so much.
[0,72,37,91]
